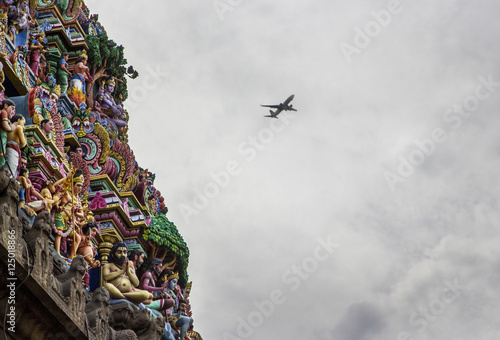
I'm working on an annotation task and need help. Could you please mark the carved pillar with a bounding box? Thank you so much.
[98,229,121,288]
[98,230,121,265]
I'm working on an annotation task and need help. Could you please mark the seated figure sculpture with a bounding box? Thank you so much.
[40,170,74,213]
[172,299,193,339]
[102,241,153,306]
[17,167,46,213]
[40,179,60,212]
[128,248,145,272]
[95,79,127,130]
[139,258,171,312]
[166,271,193,340]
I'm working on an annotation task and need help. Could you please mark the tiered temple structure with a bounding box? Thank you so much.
[0,1,202,339]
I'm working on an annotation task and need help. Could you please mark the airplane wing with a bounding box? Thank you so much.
[261,104,280,108]
[283,95,294,106]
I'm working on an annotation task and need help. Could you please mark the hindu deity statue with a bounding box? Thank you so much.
[139,258,173,312]
[11,1,31,33]
[40,179,59,212]
[17,167,47,212]
[76,221,100,268]
[5,114,26,178]
[0,99,15,167]
[29,30,45,78]
[165,271,193,340]
[102,241,153,306]
[56,52,71,93]
[70,52,93,95]
[49,85,61,109]
[95,79,127,130]
[52,168,85,259]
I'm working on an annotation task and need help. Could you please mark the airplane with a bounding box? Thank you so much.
[261,94,296,118]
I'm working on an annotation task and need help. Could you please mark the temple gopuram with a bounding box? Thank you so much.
[0,1,202,339]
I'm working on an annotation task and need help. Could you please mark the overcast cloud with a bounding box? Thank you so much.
[86,1,500,339]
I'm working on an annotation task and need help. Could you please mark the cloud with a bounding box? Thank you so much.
[332,302,386,340]
[85,0,500,338]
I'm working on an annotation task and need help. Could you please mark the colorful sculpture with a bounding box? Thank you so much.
[0,1,202,338]
[53,168,84,259]
[0,99,14,167]
[5,114,26,178]
[17,167,46,211]
[40,178,61,212]
[56,52,71,93]
[29,30,45,77]
[166,271,194,340]
[40,118,53,138]
[139,258,172,311]
[102,241,153,305]
[70,52,93,95]
[128,248,145,271]
[17,168,38,216]
[96,79,127,130]
[76,221,100,268]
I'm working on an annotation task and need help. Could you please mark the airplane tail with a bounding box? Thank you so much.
[264,110,279,118]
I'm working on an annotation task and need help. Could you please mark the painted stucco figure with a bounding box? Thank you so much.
[139,258,171,312]
[166,271,193,340]
[56,52,71,93]
[96,79,127,129]
[29,30,45,77]
[70,53,92,95]
[102,241,153,305]
[5,114,26,178]
[0,99,15,167]
[76,221,100,268]
[53,168,84,259]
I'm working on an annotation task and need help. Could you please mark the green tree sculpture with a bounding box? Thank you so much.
[142,213,190,287]
[85,34,139,106]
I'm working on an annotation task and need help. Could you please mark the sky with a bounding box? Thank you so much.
[86,1,500,339]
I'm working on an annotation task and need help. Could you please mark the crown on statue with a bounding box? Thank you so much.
[167,272,179,280]
[52,85,61,97]
[106,78,115,85]
[73,174,84,184]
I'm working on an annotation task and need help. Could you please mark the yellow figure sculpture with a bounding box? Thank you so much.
[53,169,85,259]
[5,114,26,178]
[40,179,59,212]
[102,242,153,306]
